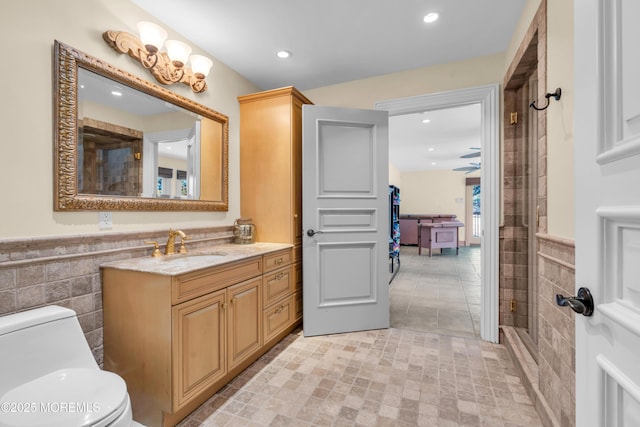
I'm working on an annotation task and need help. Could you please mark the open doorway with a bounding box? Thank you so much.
[376,84,500,342]
[466,178,481,246]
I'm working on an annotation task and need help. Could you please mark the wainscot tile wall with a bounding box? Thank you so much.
[536,234,575,427]
[0,226,233,365]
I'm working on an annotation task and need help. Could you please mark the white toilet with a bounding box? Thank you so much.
[0,305,138,427]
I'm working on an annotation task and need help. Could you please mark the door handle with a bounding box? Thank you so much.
[306,229,323,237]
[555,287,594,317]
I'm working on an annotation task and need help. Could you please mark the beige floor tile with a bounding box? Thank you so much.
[175,245,542,427]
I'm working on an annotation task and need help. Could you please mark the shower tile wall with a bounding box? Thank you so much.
[500,88,530,330]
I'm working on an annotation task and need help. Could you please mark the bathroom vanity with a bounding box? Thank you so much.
[101,243,301,427]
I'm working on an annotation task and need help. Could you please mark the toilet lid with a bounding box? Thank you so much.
[0,368,128,427]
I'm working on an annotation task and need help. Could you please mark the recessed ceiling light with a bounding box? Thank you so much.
[428,147,435,152]
[431,162,437,166]
[423,12,439,23]
[276,50,291,59]
[422,119,431,123]
[111,91,122,96]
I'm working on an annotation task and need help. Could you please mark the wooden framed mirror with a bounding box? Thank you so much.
[54,40,228,211]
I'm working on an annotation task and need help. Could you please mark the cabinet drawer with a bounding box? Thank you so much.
[263,294,295,343]
[263,248,292,273]
[263,265,294,308]
[172,257,262,305]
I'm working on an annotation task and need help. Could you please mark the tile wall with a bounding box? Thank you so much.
[537,234,575,427]
[500,2,576,426]
[0,226,233,365]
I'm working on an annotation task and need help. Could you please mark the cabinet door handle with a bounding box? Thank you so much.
[230,298,236,304]
[276,258,283,265]
[222,302,227,309]
[275,305,285,314]
[276,272,284,280]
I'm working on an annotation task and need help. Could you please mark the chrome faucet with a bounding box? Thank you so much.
[165,229,187,255]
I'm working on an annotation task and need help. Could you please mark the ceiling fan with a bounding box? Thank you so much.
[460,147,481,159]
[453,162,481,174]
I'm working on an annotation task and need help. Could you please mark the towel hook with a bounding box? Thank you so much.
[529,88,562,111]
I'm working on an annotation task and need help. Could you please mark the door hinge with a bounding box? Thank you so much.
[510,112,518,125]
[510,299,517,312]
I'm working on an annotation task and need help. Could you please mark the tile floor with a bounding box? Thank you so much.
[390,246,481,339]
[177,245,542,427]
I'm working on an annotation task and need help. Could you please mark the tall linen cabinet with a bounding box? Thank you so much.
[238,86,312,320]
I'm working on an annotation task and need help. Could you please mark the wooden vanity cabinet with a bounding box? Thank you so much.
[239,87,309,339]
[103,248,299,427]
[238,86,312,255]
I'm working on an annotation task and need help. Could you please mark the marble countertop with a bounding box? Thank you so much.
[100,242,293,276]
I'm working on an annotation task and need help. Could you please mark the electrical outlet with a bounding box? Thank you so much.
[99,212,112,230]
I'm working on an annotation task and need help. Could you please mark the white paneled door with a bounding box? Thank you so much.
[575,0,640,425]
[302,105,390,337]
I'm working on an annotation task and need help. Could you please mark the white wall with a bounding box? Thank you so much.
[546,0,574,239]
[0,0,259,239]
[1,0,574,241]
[304,54,505,110]
[388,163,402,188]
[400,170,478,241]
[503,0,574,239]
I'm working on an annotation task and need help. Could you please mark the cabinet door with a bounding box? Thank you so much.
[227,277,262,370]
[172,290,226,411]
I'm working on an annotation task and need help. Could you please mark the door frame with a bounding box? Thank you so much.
[375,84,500,342]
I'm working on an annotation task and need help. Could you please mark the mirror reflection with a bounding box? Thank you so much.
[78,68,206,200]
[54,41,228,211]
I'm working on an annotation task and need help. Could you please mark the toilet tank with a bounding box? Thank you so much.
[0,306,98,395]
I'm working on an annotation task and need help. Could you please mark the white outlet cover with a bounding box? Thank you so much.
[99,212,112,230]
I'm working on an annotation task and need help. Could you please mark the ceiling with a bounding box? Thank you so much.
[130,0,526,171]
[389,104,481,172]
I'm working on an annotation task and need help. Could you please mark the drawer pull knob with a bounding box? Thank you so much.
[276,258,283,265]
[275,305,285,314]
[276,272,284,280]
[222,302,227,309]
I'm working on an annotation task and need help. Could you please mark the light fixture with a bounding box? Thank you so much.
[103,21,213,93]
[423,12,439,23]
[276,50,292,59]
[422,118,431,123]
